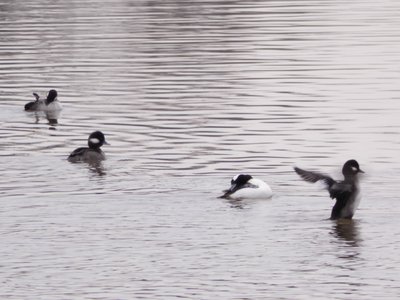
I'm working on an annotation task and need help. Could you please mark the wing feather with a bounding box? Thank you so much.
[328,182,353,199]
[68,147,87,161]
[294,166,355,200]
[294,167,335,186]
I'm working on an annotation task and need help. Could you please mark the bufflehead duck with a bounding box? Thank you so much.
[24,89,62,112]
[219,174,273,200]
[68,131,109,163]
[294,159,364,220]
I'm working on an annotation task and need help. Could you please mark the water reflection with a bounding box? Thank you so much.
[45,111,60,126]
[1,0,400,298]
[332,219,361,247]
[223,197,271,210]
[26,110,61,127]
[88,162,107,176]
[45,110,60,126]
[225,198,246,209]
[330,219,362,265]
[70,160,107,177]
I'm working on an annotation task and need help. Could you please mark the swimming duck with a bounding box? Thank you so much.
[68,131,109,163]
[220,174,273,200]
[24,89,61,112]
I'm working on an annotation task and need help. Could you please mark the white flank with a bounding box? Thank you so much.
[229,178,273,200]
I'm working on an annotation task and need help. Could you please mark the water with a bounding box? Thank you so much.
[1,0,400,298]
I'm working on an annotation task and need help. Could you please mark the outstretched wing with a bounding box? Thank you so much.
[294,167,335,186]
[294,166,354,200]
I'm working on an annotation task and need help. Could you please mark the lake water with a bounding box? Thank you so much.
[1,0,400,298]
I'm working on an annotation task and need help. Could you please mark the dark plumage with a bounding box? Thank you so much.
[44,89,58,105]
[68,131,109,163]
[294,160,364,220]
[24,93,40,111]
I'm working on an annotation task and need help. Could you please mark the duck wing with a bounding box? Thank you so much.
[328,181,353,200]
[68,147,87,161]
[294,167,355,200]
[294,167,335,185]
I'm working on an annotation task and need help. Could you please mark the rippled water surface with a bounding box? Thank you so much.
[1,0,400,298]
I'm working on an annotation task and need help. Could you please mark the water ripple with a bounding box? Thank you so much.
[1,0,400,298]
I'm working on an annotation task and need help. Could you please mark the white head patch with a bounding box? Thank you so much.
[232,174,240,181]
[351,166,358,172]
[89,138,100,144]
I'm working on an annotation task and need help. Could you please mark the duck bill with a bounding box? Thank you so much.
[104,140,110,145]
[359,169,365,173]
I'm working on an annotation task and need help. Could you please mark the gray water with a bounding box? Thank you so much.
[1,0,400,299]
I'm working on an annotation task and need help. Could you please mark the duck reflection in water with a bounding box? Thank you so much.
[331,219,362,263]
[226,198,246,209]
[332,219,361,246]
[44,110,61,126]
[30,110,61,126]
[87,161,107,176]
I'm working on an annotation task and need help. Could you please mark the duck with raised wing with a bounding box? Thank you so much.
[294,159,364,220]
